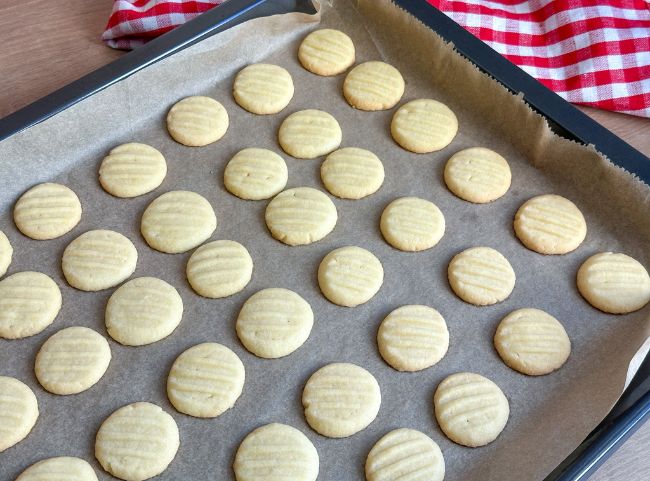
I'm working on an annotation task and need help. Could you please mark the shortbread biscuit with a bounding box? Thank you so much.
[141,190,216,253]
[444,147,511,203]
[95,402,179,481]
[0,230,12,277]
[298,29,355,76]
[318,246,383,307]
[448,247,515,305]
[320,147,384,199]
[224,148,288,200]
[343,61,405,111]
[166,96,228,146]
[16,457,98,481]
[35,326,111,395]
[186,240,253,298]
[377,305,449,372]
[99,143,167,198]
[391,99,458,153]
[14,183,82,240]
[62,230,137,291]
[233,63,294,115]
[236,288,313,358]
[494,308,571,375]
[0,376,38,452]
[167,342,245,418]
[380,197,445,252]
[434,372,509,447]
[0,271,61,339]
[278,110,342,159]
[105,277,183,346]
[577,252,650,314]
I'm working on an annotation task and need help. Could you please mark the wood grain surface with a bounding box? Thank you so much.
[0,1,648,480]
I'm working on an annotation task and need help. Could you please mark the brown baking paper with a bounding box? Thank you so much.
[1,1,649,480]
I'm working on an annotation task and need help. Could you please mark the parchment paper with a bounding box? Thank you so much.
[1,1,649,480]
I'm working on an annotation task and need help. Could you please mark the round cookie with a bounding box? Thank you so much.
[320,147,384,199]
[514,194,587,255]
[99,143,167,198]
[105,277,183,346]
[0,376,39,453]
[62,230,137,291]
[494,308,571,376]
[444,147,511,203]
[343,61,405,111]
[577,252,650,314]
[0,230,13,277]
[233,63,294,115]
[278,110,342,159]
[186,240,253,298]
[318,246,383,307]
[265,187,337,246]
[167,342,245,418]
[298,28,355,76]
[391,99,458,153]
[0,271,61,339]
[95,402,179,481]
[141,190,216,254]
[166,96,229,146]
[380,197,445,252]
[234,423,319,481]
[16,457,99,481]
[224,148,288,200]
[377,305,449,372]
[236,288,314,359]
[14,183,82,240]
[434,372,509,447]
[448,247,516,306]
[35,326,111,395]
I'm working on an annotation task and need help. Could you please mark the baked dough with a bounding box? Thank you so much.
[186,240,253,298]
[99,143,167,198]
[166,96,228,146]
[15,457,98,481]
[0,376,39,453]
[444,147,511,203]
[298,28,355,76]
[278,109,342,159]
[0,230,11,277]
[343,61,405,111]
[320,147,384,199]
[380,196,445,252]
[391,99,458,153]
[233,63,294,114]
[224,148,288,200]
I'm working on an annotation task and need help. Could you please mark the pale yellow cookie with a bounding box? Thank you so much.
[166,96,228,146]
[298,28,355,76]
[105,277,183,346]
[318,246,383,307]
[35,326,111,395]
[0,376,39,453]
[448,247,515,306]
[16,457,98,481]
[278,110,342,159]
[434,372,509,447]
[577,252,650,314]
[141,190,217,254]
[233,63,294,115]
[99,143,167,198]
[380,197,445,252]
[0,271,61,339]
[0,230,13,277]
[444,147,511,203]
[320,147,384,199]
[14,183,82,240]
[391,99,458,153]
[343,61,405,111]
[167,342,245,418]
[224,148,288,200]
[186,240,253,298]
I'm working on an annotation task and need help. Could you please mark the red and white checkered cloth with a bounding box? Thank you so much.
[103,0,650,117]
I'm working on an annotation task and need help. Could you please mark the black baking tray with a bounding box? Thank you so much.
[0,1,648,480]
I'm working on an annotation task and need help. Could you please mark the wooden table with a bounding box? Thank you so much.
[1,1,648,480]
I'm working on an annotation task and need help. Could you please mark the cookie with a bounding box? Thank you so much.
[105,277,183,346]
[99,143,167,198]
[167,342,245,418]
[380,197,445,252]
[448,247,516,305]
[233,63,294,115]
[186,240,253,298]
[577,252,650,314]
[302,362,381,438]
[0,230,13,277]
[434,372,509,447]
[391,99,458,153]
[16,457,98,481]
[320,147,384,199]
[0,271,61,339]
[444,147,511,203]
[343,61,405,111]
[298,28,355,76]
[166,96,229,146]
[318,246,383,307]
[62,230,137,291]
[236,288,313,358]
[141,190,217,254]
[377,305,449,372]
[278,110,342,159]
[14,183,82,240]
[0,376,39,452]
[494,308,571,375]
[265,187,337,245]
[224,148,288,200]
[35,326,111,395]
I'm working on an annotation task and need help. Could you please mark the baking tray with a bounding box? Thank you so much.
[0,1,648,480]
